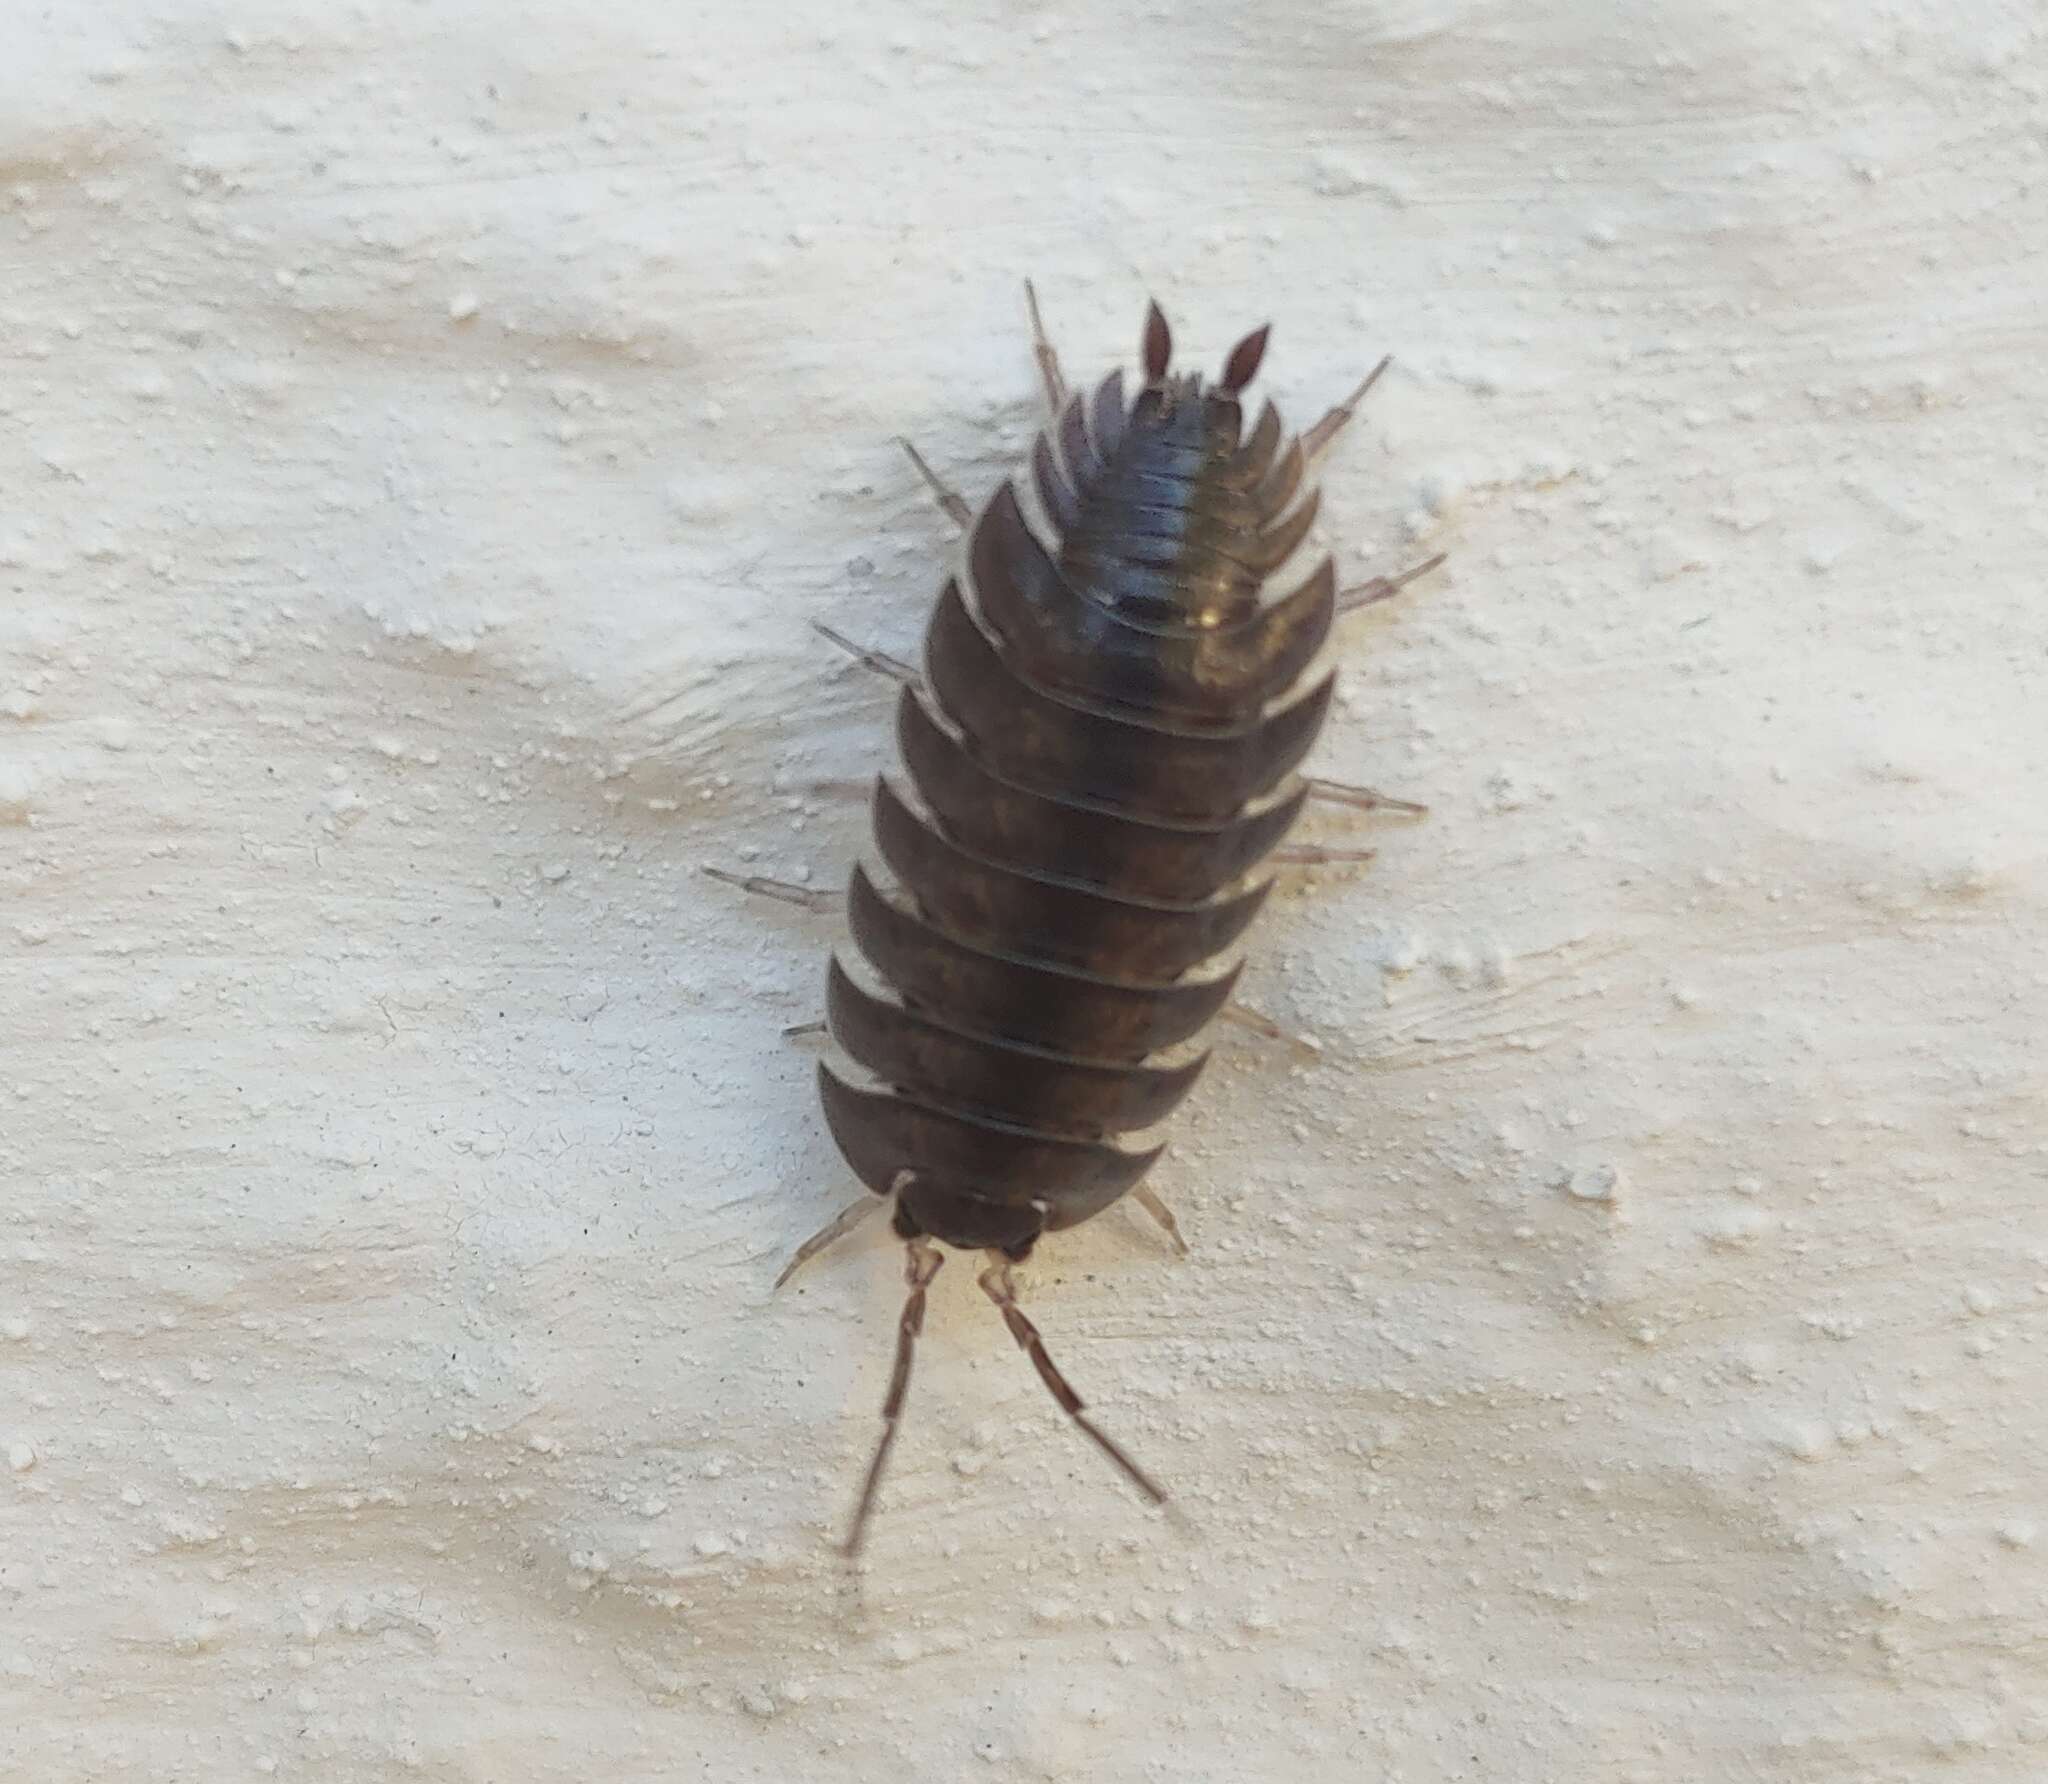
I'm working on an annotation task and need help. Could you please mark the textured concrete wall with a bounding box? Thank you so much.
[5,3,2044,1779]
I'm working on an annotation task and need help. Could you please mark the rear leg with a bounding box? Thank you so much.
[977,1255,1168,1510]
[843,1235,944,1557]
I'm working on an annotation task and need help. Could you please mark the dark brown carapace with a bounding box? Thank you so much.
[806,297,1409,1554]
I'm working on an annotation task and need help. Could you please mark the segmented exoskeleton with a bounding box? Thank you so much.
[794,296,1429,1553]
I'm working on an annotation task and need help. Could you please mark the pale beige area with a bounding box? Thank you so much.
[3,3,2044,1780]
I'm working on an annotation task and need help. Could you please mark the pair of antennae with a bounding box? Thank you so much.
[1141,298,1270,395]
[842,1240,1168,1558]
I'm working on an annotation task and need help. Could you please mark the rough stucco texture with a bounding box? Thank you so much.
[4,3,2045,1780]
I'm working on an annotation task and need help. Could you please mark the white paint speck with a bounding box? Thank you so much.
[1562,1162,1621,1204]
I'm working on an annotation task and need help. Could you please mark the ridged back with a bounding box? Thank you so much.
[821,351,1337,1260]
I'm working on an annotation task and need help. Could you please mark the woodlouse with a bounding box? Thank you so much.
[781,290,1438,1553]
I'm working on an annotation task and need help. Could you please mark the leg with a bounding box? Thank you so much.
[812,619,917,686]
[798,775,875,803]
[1023,278,1068,415]
[1132,1185,1189,1257]
[892,280,1069,537]
[898,437,971,533]
[1338,550,1446,616]
[703,868,842,1040]
[976,1256,1168,1509]
[1304,553,1443,825]
[1272,842,1378,868]
[1220,998,1322,1058]
[774,1194,880,1290]
[843,1236,944,1557]
[1301,354,1392,460]
[1304,777,1429,818]
[700,865,837,914]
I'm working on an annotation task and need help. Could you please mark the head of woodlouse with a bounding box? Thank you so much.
[1133,298,1273,459]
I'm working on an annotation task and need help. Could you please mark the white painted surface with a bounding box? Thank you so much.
[5,4,2044,1779]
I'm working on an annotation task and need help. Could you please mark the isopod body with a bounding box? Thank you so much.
[811,297,1399,1551]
